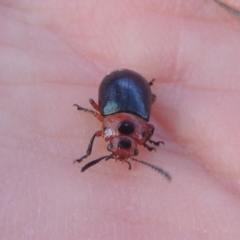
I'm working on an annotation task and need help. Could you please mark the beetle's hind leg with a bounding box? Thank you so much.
[148,79,157,104]
[148,139,164,146]
[143,143,156,151]
[74,130,102,164]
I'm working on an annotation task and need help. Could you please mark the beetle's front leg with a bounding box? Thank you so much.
[74,130,102,164]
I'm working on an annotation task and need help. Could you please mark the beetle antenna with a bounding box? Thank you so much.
[131,157,171,181]
[81,154,114,172]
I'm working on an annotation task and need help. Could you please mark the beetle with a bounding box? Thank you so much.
[74,69,171,181]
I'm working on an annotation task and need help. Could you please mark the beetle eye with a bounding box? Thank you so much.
[118,121,135,135]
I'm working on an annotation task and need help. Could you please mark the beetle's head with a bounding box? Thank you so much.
[107,136,138,161]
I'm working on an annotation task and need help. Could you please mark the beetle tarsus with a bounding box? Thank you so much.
[143,143,156,151]
[148,139,164,146]
[73,155,88,164]
[73,104,94,113]
[126,160,132,170]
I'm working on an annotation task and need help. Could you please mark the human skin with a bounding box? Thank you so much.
[1,0,240,239]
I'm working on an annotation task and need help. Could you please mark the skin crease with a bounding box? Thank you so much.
[215,0,240,11]
[1,0,240,239]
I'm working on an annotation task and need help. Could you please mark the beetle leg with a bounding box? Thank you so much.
[148,139,164,146]
[81,154,114,172]
[89,99,100,111]
[148,79,156,104]
[73,104,103,121]
[149,78,155,86]
[125,160,132,170]
[74,130,102,164]
[143,143,156,151]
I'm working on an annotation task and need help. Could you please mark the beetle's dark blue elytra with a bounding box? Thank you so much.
[99,69,153,121]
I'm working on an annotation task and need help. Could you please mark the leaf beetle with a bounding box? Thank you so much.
[74,69,171,181]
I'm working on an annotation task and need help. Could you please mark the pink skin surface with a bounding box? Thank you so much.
[1,0,240,239]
